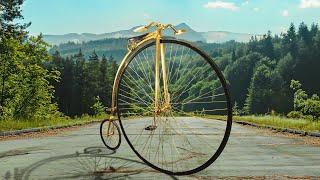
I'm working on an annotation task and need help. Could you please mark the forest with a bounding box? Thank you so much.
[50,22,320,120]
[1,0,319,124]
[218,24,320,118]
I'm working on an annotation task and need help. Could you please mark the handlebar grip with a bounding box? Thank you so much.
[134,26,148,33]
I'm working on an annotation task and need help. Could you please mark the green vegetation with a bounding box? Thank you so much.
[0,0,59,121]
[47,50,117,117]
[234,115,320,132]
[0,0,110,131]
[289,80,320,120]
[90,96,106,116]
[0,114,108,132]
[206,115,320,132]
[49,38,128,60]
[53,22,320,117]
[287,111,303,119]
[1,0,319,132]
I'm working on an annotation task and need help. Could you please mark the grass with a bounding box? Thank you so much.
[5,113,317,133]
[0,114,108,132]
[205,114,320,132]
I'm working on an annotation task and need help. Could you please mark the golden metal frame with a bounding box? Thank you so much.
[109,22,186,125]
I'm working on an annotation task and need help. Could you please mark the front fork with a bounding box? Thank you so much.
[107,114,116,136]
[154,30,170,126]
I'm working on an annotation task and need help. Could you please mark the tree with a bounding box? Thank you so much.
[276,53,295,84]
[289,80,320,120]
[70,49,86,116]
[91,96,105,116]
[99,54,111,107]
[309,23,319,38]
[215,55,231,71]
[49,51,74,115]
[47,49,117,116]
[244,65,272,114]
[224,52,262,108]
[110,55,117,78]
[0,0,31,39]
[0,36,60,120]
[244,64,285,114]
[81,51,101,114]
[261,31,275,59]
[290,79,307,111]
[231,49,236,61]
[248,36,258,53]
[281,23,297,57]
[0,1,59,120]
[298,22,312,47]
[290,79,302,91]
[232,102,240,116]
[302,98,320,120]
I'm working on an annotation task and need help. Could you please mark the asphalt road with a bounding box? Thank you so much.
[0,118,319,179]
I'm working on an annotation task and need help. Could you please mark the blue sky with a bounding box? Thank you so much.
[22,0,320,35]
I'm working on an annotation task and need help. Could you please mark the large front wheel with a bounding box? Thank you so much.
[115,38,232,175]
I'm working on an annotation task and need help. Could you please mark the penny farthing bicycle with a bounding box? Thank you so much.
[100,22,232,175]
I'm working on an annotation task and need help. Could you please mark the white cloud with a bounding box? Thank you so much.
[242,1,249,6]
[299,0,320,8]
[282,9,289,16]
[253,7,259,12]
[204,1,238,11]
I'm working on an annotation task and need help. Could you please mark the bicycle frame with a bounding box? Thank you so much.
[100,22,232,174]
[110,22,184,121]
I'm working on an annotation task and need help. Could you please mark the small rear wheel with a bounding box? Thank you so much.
[100,119,121,150]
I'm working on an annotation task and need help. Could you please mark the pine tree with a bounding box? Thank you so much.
[83,51,101,114]
[298,22,312,46]
[261,31,275,59]
[71,49,86,116]
[99,54,111,107]
[282,23,297,57]
[110,55,117,77]
[231,49,236,61]
[0,0,31,39]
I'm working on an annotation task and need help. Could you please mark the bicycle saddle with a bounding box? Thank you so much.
[128,33,148,42]
[127,33,148,50]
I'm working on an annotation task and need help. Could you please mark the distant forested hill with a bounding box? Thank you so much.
[49,22,320,117]
[44,23,258,45]
[49,38,244,62]
[49,38,128,61]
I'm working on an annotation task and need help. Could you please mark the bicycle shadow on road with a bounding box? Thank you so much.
[4,146,178,180]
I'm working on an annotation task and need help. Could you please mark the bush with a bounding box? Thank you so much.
[90,96,105,116]
[287,111,303,119]
[232,102,240,116]
[302,99,320,121]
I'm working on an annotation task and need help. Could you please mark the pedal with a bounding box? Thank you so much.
[145,125,157,131]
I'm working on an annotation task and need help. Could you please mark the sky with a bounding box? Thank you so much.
[22,0,320,35]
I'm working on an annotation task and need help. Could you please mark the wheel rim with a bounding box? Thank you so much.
[116,39,232,175]
[100,120,121,150]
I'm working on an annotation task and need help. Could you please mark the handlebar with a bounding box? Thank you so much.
[133,22,186,36]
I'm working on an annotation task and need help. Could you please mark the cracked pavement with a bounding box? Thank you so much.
[0,119,319,179]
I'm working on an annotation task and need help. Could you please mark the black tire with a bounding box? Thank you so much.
[100,119,121,150]
[115,38,232,175]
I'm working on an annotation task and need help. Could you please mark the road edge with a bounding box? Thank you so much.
[236,121,320,137]
[0,119,104,137]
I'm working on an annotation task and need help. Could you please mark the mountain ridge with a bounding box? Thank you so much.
[44,23,260,45]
